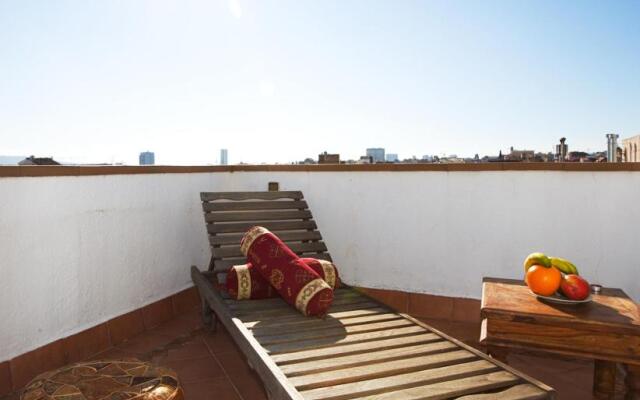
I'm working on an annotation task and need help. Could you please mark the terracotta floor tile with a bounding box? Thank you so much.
[215,350,252,375]
[161,355,224,383]
[107,309,145,345]
[202,329,240,356]
[142,297,175,329]
[0,361,11,397]
[63,323,111,363]
[152,315,203,338]
[10,339,67,390]
[507,352,619,400]
[0,390,20,400]
[154,337,211,363]
[181,376,241,400]
[227,369,268,400]
[116,332,174,356]
[88,347,146,362]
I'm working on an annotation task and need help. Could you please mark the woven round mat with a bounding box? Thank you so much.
[21,360,183,400]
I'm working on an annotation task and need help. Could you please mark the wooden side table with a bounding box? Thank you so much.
[480,277,640,399]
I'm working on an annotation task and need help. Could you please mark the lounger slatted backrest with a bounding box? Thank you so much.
[192,190,556,400]
[201,191,332,278]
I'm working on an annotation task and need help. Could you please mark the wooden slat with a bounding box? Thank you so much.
[226,287,359,307]
[299,359,499,400]
[258,319,415,346]
[201,191,303,201]
[236,301,379,322]
[243,307,389,329]
[265,325,426,355]
[205,210,313,223]
[456,383,548,400]
[351,370,521,400]
[232,296,370,318]
[209,230,322,246]
[208,220,317,234]
[271,333,441,364]
[213,241,327,259]
[226,289,363,310]
[203,200,308,212]
[290,349,479,390]
[398,313,555,397]
[212,258,246,271]
[250,313,403,337]
[280,340,458,377]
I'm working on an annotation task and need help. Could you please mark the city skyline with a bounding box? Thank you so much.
[1,1,639,165]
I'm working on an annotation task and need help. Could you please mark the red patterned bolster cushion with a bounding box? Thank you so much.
[226,263,276,300]
[240,226,334,316]
[303,258,340,289]
[226,258,340,300]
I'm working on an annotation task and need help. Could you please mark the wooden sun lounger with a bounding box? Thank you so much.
[191,191,555,400]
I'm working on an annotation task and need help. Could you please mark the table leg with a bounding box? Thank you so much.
[626,364,640,400]
[594,360,616,399]
[487,345,509,363]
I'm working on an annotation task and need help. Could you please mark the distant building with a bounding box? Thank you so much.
[220,149,228,165]
[421,155,434,162]
[318,152,340,164]
[506,147,535,161]
[358,156,373,164]
[622,134,640,162]
[18,156,60,166]
[555,138,568,161]
[366,148,385,163]
[139,151,155,165]
[385,153,398,162]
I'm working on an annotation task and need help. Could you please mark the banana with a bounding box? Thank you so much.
[523,252,551,273]
[549,257,579,275]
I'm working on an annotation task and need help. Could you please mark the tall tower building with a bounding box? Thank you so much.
[554,138,568,161]
[366,148,385,163]
[606,134,619,162]
[220,149,228,165]
[139,151,155,165]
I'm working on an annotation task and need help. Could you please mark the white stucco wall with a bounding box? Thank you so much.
[1,170,639,361]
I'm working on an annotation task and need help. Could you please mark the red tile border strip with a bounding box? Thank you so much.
[358,286,480,323]
[0,361,12,397]
[1,162,640,178]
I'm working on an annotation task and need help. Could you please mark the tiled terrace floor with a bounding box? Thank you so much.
[2,307,630,400]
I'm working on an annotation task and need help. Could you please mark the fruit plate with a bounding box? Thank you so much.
[533,292,592,305]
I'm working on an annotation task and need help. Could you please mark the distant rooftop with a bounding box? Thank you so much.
[18,156,60,166]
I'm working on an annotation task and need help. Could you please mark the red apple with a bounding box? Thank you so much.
[560,274,590,300]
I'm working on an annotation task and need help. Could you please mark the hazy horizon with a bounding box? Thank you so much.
[1,0,639,165]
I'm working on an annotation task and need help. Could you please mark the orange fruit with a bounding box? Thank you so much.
[525,265,562,296]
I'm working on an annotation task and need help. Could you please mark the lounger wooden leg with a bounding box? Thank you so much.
[626,364,640,400]
[201,297,217,332]
[594,360,616,399]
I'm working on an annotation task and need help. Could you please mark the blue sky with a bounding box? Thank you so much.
[1,0,639,164]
